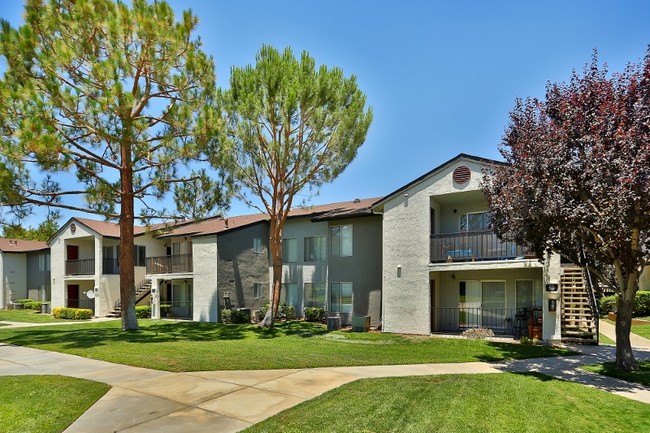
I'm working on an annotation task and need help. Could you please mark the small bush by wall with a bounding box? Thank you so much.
[23,301,44,311]
[52,307,93,320]
[599,291,650,317]
[304,307,326,322]
[221,309,251,324]
[599,295,618,316]
[255,304,269,322]
[135,305,151,319]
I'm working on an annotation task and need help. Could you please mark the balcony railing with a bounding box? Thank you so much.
[103,258,120,275]
[433,307,517,334]
[430,230,529,263]
[65,258,95,275]
[146,254,193,274]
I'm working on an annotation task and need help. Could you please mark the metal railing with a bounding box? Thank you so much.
[65,258,95,275]
[432,307,518,334]
[430,231,529,263]
[66,298,95,314]
[145,254,193,274]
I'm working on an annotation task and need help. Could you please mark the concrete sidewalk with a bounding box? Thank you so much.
[1,342,650,433]
[599,319,650,349]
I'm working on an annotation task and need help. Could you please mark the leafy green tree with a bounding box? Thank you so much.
[0,0,230,330]
[2,209,60,241]
[217,45,372,326]
[483,51,650,371]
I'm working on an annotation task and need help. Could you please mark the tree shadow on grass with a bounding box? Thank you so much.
[251,321,328,340]
[0,320,253,349]
[473,341,577,362]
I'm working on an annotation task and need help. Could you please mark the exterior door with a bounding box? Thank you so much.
[459,280,481,327]
[482,281,506,329]
[67,245,79,260]
[67,284,79,308]
[430,279,436,333]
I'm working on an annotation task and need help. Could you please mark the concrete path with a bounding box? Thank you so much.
[1,340,650,432]
[599,319,650,349]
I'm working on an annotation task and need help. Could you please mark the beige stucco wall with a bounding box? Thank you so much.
[1,253,27,304]
[192,235,219,322]
[382,158,487,334]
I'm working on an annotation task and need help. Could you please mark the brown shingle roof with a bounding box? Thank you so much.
[158,197,381,238]
[0,238,49,253]
[73,218,147,238]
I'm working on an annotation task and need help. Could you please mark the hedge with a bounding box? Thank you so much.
[221,308,251,324]
[599,290,650,317]
[304,307,326,322]
[52,307,93,320]
[135,305,151,319]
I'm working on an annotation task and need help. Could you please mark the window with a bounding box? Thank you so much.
[304,235,326,261]
[135,245,146,267]
[330,282,353,313]
[253,283,264,298]
[253,237,263,254]
[281,283,300,309]
[304,282,326,308]
[460,211,491,232]
[283,238,298,262]
[516,280,542,309]
[330,225,353,257]
[38,253,50,272]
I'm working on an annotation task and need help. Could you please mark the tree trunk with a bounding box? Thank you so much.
[258,215,284,328]
[615,285,638,371]
[119,143,138,331]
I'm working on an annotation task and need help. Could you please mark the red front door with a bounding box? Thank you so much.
[67,245,79,260]
[68,285,79,308]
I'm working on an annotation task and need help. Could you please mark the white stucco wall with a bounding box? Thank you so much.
[543,253,562,341]
[192,235,219,322]
[2,253,27,303]
[382,159,489,334]
[0,252,4,308]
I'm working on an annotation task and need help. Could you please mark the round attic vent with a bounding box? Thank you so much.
[453,166,471,184]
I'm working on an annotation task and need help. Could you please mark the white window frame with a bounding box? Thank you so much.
[330,282,353,314]
[253,282,264,298]
[459,211,491,232]
[283,238,298,262]
[304,235,327,262]
[253,237,263,254]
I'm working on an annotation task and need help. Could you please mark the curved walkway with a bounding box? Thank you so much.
[0,338,649,432]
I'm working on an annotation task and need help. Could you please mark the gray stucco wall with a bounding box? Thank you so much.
[26,251,50,301]
[328,215,382,327]
[216,223,270,316]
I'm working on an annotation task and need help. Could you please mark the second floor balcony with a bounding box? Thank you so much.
[146,253,193,274]
[65,257,120,275]
[430,230,529,263]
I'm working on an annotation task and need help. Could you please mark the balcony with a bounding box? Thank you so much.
[65,258,95,275]
[146,254,193,274]
[430,230,529,263]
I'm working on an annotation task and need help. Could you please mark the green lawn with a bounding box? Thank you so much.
[630,322,650,340]
[245,373,650,433]
[599,333,615,345]
[582,361,650,388]
[0,375,110,433]
[0,309,66,323]
[0,320,574,372]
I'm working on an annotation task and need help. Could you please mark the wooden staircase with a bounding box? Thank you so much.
[560,266,598,344]
[107,279,152,318]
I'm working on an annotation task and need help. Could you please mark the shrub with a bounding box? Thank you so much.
[14,298,32,305]
[462,327,495,340]
[22,301,44,311]
[255,303,269,322]
[285,305,297,320]
[52,307,93,320]
[221,308,250,324]
[304,307,326,322]
[635,291,650,317]
[599,295,618,316]
[160,304,172,317]
[135,305,151,319]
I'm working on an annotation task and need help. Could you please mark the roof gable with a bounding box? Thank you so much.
[373,153,502,208]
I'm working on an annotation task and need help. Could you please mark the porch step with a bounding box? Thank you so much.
[560,266,597,344]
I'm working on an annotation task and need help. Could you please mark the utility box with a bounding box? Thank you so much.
[352,315,370,332]
[327,315,341,331]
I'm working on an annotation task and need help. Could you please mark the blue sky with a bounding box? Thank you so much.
[4,0,650,224]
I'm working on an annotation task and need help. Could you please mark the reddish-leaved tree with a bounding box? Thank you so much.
[484,50,650,371]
